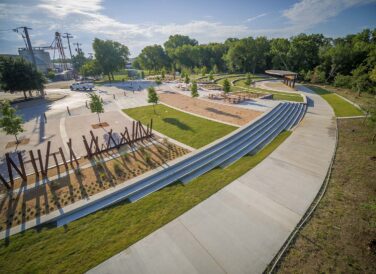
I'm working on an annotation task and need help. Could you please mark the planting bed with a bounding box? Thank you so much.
[0,141,189,231]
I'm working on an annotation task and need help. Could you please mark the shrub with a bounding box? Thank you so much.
[334,74,352,88]
[310,67,326,84]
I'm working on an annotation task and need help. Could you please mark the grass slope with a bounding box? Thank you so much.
[306,85,363,117]
[232,83,304,102]
[277,119,376,273]
[124,104,236,148]
[0,132,292,274]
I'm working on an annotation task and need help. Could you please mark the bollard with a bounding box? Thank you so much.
[113,94,115,99]
[124,91,126,96]
[67,106,71,115]
[85,101,88,108]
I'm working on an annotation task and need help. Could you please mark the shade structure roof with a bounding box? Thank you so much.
[265,70,298,76]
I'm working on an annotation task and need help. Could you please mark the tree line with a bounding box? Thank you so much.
[133,30,376,94]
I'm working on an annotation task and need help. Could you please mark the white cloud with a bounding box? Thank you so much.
[37,0,103,18]
[282,0,375,31]
[245,13,268,22]
[1,0,375,56]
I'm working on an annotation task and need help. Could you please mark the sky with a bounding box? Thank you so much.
[0,0,375,57]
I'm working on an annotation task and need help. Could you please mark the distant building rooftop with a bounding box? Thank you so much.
[265,70,298,76]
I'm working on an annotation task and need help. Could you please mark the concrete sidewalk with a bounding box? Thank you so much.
[88,84,336,274]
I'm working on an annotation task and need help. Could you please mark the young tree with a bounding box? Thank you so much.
[161,68,166,79]
[147,86,159,113]
[0,100,24,144]
[201,66,207,76]
[46,70,55,80]
[223,78,231,94]
[191,81,199,98]
[184,74,190,84]
[155,76,162,85]
[212,64,219,74]
[209,71,214,81]
[88,93,104,123]
[245,73,252,86]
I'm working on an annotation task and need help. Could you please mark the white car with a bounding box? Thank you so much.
[70,81,94,91]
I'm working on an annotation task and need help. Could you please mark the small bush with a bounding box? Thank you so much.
[113,162,124,176]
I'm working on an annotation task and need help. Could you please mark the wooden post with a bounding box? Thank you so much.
[132,121,135,141]
[44,141,51,174]
[89,131,101,154]
[29,150,39,176]
[67,106,71,115]
[134,121,139,140]
[0,173,10,189]
[52,153,59,173]
[6,153,26,181]
[82,135,92,158]
[67,138,79,166]
[44,113,47,123]
[139,121,148,138]
[59,147,69,170]
[37,149,46,176]
[5,153,13,184]
[17,152,27,181]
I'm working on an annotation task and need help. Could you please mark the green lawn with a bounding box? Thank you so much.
[0,131,291,274]
[124,104,236,148]
[306,85,363,117]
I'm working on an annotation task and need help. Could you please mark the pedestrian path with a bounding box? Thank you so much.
[88,84,336,274]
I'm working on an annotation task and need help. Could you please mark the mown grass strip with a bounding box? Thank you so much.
[306,85,363,117]
[0,131,291,274]
[124,104,236,149]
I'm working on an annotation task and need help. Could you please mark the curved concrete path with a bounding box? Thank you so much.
[88,84,336,274]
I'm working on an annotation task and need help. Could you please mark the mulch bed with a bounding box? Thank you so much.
[91,122,109,129]
[5,138,30,148]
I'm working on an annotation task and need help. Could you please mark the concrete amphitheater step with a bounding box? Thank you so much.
[179,103,299,183]
[219,103,301,168]
[128,102,301,201]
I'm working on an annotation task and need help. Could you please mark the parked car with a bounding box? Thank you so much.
[70,81,94,91]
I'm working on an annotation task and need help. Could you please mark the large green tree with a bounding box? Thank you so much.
[71,51,87,72]
[0,56,45,99]
[80,60,102,78]
[135,45,169,72]
[92,38,130,81]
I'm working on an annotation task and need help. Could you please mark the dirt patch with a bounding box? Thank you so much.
[45,80,75,89]
[91,122,109,129]
[0,140,190,231]
[5,138,30,148]
[159,92,262,126]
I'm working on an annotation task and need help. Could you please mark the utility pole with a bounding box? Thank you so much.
[14,26,37,68]
[63,33,73,59]
[73,42,82,54]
